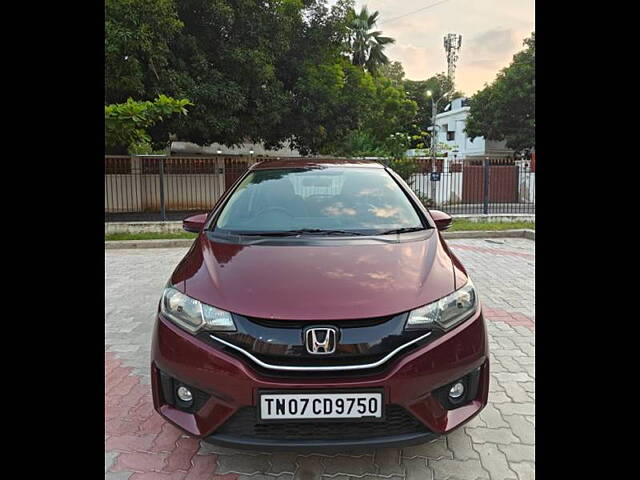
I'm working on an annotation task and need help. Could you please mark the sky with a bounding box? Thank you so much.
[328,0,535,96]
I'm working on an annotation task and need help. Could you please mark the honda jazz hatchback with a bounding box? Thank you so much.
[151,159,489,450]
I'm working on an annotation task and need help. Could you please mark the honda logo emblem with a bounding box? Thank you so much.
[305,327,337,355]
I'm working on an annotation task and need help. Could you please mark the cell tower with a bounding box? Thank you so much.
[444,33,462,84]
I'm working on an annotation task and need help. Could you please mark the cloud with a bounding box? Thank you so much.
[463,28,518,68]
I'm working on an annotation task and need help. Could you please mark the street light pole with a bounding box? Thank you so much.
[427,89,448,206]
[426,90,447,165]
[430,98,439,206]
[431,96,438,165]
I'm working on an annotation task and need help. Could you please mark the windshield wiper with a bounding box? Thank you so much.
[238,229,367,237]
[379,226,427,235]
[235,230,301,237]
[298,229,367,236]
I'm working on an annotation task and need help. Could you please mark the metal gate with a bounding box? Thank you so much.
[462,162,519,203]
[224,157,249,190]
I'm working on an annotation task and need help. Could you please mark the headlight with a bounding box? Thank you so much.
[160,287,236,333]
[406,280,478,331]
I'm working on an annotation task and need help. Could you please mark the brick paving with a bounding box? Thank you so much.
[105,237,534,479]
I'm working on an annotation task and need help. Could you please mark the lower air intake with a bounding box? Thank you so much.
[215,404,428,440]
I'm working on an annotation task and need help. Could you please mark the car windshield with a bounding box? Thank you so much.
[214,166,425,235]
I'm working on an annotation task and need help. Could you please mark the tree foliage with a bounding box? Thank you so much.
[378,61,405,87]
[107,0,366,152]
[347,6,395,74]
[105,0,184,102]
[105,95,192,154]
[328,74,416,157]
[465,33,535,152]
[105,0,417,155]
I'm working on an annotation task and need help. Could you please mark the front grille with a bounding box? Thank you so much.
[214,405,428,440]
[245,315,395,329]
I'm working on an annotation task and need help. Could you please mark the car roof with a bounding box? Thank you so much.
[249,158,386,170]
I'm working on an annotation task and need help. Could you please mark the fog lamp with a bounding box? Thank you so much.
[177,386,193,403]
[449,381,465,400]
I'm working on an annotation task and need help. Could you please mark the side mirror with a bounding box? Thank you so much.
[183,213,208,233]
[429,210,453,231]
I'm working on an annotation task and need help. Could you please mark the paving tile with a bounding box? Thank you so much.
[497,444,535,463]
[466,427,520,445]
[402,437,452,460]
[151,422,184,453]
[402,457,432,480]
[106,450,120,473]
[475,443,517,480]
[510,461,535,480]
[112,451,169,473]
[428,458,489,480]
[106,434,156,453]
[502,415,535,445]
[373,448,405,476]
[184,454,219,480]
[446,428,479,460]
[236,474,293,480]
[267,453,298,474]
[105,472,133,480]
[494,402,534,416]
[164,437,201,472]
[323,454,377,476]
[129,473,186,480]
[294,455,326,480]
[216,453,271,475]
[477,404,509,428]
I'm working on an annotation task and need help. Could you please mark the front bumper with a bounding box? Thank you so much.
[151,308,489,450]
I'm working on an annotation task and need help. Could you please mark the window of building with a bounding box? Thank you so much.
[447,131,455,141]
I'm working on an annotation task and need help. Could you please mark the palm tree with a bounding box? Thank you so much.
[348,6,395,74]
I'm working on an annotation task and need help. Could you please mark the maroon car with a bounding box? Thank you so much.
[151,159,489,450]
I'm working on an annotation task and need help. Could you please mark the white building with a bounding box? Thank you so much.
[433,97,513,159]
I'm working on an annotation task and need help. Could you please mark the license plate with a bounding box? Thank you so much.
[259,391,383,421]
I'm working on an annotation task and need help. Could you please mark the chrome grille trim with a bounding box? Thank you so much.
[208,331,432,372]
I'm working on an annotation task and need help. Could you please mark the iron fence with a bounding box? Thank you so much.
[105,155,535,222]
[381,157,535,215]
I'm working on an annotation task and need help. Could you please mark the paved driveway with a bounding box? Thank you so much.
[105,238,535,480]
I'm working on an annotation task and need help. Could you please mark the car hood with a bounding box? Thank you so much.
[171,231,459,320]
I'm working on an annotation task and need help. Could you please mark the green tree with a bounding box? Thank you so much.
[330,130,382,157]
[327,73,417,157]
[378,60,405,87]
[347,6,395,74]
[106,0,361,152]
[105,0,183,102]
[286,59,374,155]
[465,33,535,152]
[105,95,192,154]
[150,0,309,148]
[364,76,417,142]
[105,1,418,155]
